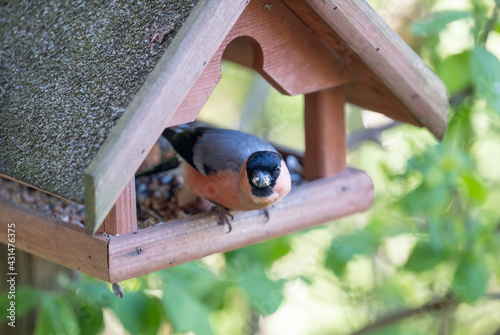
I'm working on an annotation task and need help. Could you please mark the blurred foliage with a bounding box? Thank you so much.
[2,0,500,334]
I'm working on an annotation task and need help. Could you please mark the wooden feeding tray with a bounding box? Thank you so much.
[0,167,372,283]
[0,0,448,283]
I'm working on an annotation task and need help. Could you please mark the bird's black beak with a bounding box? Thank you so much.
[252,171,271,188]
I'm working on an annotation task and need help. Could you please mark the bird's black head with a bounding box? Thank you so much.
[246,151,283,197]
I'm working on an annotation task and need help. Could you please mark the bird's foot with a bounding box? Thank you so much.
[214,205,234,233]
[262,207,270,222]
[112,283,124,298]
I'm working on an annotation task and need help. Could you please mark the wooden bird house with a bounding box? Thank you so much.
[0,0,448,283]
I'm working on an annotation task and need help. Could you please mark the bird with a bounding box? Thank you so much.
[162,126,292,232]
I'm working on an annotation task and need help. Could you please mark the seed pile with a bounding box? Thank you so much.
[0,176,85,227]
[0,169,186,230]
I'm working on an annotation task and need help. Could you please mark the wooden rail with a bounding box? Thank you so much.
[0,168,373,283]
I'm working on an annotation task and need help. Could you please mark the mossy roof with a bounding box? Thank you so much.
[0,0,198,203]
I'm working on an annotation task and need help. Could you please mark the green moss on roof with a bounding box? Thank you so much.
[0,0,199,203]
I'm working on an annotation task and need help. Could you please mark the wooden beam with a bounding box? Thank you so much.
[99,178,137,235]
[84,0,249,235]
[106,168,373,283]
[304,87,346,180]
[0,201,110,282]
[0,168,373,283]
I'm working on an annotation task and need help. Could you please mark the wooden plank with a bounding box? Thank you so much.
[107,168,373,283]
[284,0,448,138]
[84,0,250,235]
[100,178,137,235]
[167,39,226,126]
[304,87,346,180]
[0,200,110,281]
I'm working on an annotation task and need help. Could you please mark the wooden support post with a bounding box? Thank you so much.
[304,87,347,180]
[98,178,137,235]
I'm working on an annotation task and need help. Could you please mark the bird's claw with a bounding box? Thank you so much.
[215,205,233,233]
[263,207,270,222]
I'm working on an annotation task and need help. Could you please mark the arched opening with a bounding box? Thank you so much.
[198,50,305,152]
[222,35,264,70]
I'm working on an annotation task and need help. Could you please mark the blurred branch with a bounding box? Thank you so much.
[348,294,456,335]
[449,87,474,107]
[346,121,400,150]
[489,293,500,299]
[349,293,500,335]
[479,0,499,45]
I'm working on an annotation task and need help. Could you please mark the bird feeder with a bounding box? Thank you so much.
[0,0,448,283]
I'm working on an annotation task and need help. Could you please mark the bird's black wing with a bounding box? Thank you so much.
[162,127,207,170]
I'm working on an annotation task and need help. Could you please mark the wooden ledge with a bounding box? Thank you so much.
[107,167,373,282]
[0,168,373,283]
[0,200,109,280]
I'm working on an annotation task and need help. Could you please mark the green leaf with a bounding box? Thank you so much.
[325,230,379,276]
[365,324,402,335]
[16,286,41,318]
[452,254,490,303]
[236,270,284,315]
[444,105,474,151]
[411,11,471,36]
[34,295,80,335]
[404,242,446,273]
[226,237,291,269]
[76,284,115,308]
[162,282,214,335]
[111,291,161,335]
[0,285,40,320]
[74,298,104,335]
[436,51,471,95]
[470,47,500,114]
[401,183,450,217]
[330,230,379,261]
[460,173,488,205]
[325,254,348,276]
[161,263,226,310]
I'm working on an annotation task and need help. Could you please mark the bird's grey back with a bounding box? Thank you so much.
[193,128,277,175]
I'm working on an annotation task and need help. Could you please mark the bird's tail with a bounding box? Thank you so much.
[161,124,201,167]
[162,121,203,141]
[162,127,177,143]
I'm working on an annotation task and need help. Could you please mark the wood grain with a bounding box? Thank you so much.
[283,0,448,138]
[84,0,249,235]
[99,178,137,235]
[304,87,346,180]
[107,168,373,283]
[0,200,110,281]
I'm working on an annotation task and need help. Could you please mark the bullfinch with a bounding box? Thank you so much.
[162,126,292,232]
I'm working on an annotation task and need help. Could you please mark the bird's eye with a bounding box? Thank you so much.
[276,166,281,172]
